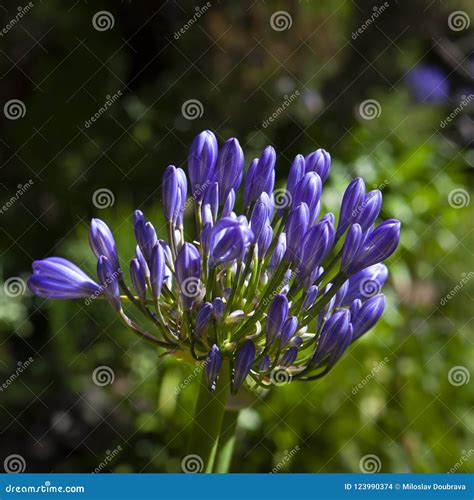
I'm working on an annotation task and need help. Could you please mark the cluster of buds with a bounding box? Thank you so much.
[28,130,400,394]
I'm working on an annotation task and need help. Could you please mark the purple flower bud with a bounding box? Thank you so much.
[353,190,382,232]
[302,285,319,311]
[299,217,335,274]
[212,297,225,320]
[347,219,401,274]
[280,316,298,347]
[285,203,310,262]
[269,233,287,273]
[135,218,158,264]
[28,257,101,299]
[281,346,298,366]
[259,355,271,372]
[222,189,236,217]
[257,224,273,258]
[244,146,276,206]
[150,243,166,298]
[205,345,222,390]
[293,172,322,222]
[162,165,180,222]
[195,302,213,335]
[343,263,388,305]
[305,148,331,183]
[209,217,254,266]
[188,130,218,202]
[176,168,188,226]
[232,340,256,393]
[291,336,303,347]
[203,181,219,221]
[336,177,366,238]
[97,255,121,311]
[130,258,146,303]
[311,309,351,367]
[341,223,363,273]
[287,154,305,198]
[266,294,289,345]
[216,138,244,202]
[89,219,120,274]
[175,243,201,308]
[351,294,385,339]
[350,298,362,317]
[135,245,149,278]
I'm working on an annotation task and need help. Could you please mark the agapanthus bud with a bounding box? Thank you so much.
[353,190,382,231]
[343,263,388,305]
[135,219,158,264]
[259,355,271,372]
[350,298,362,317]
[205,345,222,390]
[89,219,120,273]
[244,146,276,206]
[285,203,309,262]
[176,168,188,226]
[311,309,351,367]
[336,177,366,238]
[305,148,331,183]
[293,172,322,222]
[280,316,298,347]
[266,294,289,345]
[212,297,225,320]
[135,245,149,278]
[250,194,271,240]
[97,255,121,311]
[257,224,273,258]
[346,219,401,274]
[341,223,363,273]
[203,181,219,221]
[216,138,244,203]
[232,340,256,393]
[302,285,319,311]
[222,189,236,217]
[28,257,101,299]
[281,346,298,366]
[162,165,180,222]
[299,217,335,274]
[209,217,254,266]
[188,130,218,201]
[150,243,165,298]
[287,154,305,198]
[130,258,146,303]
[334,279,349,308]
[269,233,287,273]
[351,294,385,339]
[175,243,201,308]
[195,302,213,335]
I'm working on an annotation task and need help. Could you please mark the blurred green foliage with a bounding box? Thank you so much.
[0,0,472,473]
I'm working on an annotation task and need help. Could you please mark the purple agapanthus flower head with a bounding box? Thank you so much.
[28,130,400,393]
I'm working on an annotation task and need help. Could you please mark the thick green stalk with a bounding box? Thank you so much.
[213,409,239,473]
[187,359,231,472]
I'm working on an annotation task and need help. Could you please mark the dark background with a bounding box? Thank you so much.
[0,0,473,473]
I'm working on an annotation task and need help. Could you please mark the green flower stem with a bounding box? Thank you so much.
[213,408,239,473]
[187,358,231,472]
